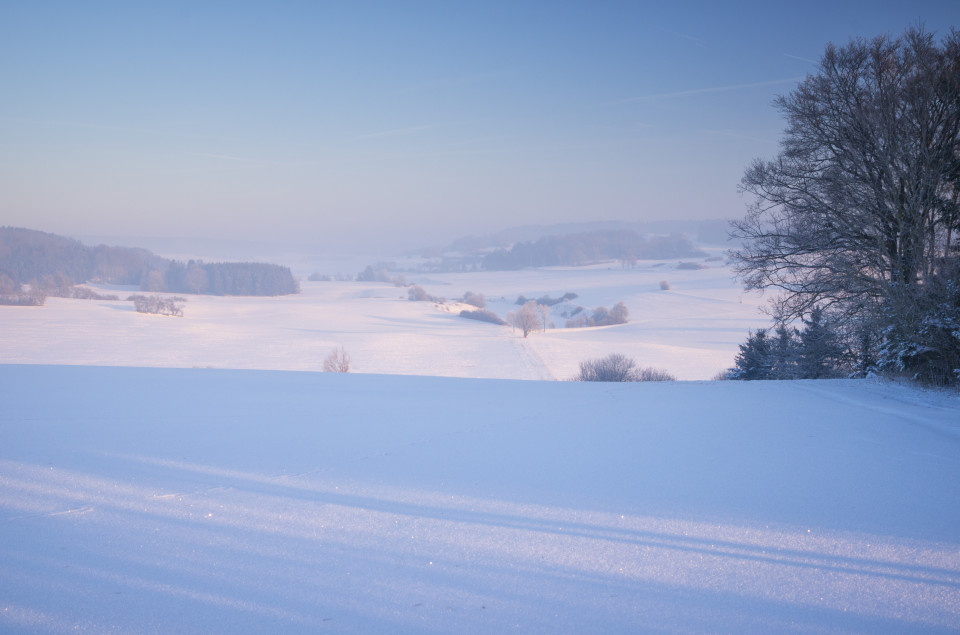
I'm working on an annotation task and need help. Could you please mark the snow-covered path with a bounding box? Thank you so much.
[1,365,958,633]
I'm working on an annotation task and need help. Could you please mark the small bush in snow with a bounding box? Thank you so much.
[633,367,676,382]
[576,354,637,382]
[322,346,350,373]
[129,294,185,317]
[576,354,676,382]
[660,280,671,290]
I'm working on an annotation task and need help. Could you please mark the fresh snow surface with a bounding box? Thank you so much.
[1,365,959,633]
[0,259,769,380]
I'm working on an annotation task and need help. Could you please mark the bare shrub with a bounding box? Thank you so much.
[576,354,637,382]
[322,346,351,372]
[128,294,185,317]
[633,367,676,382]
[576,354,676,382]
[64,286,119,300]
[0,291,46,306]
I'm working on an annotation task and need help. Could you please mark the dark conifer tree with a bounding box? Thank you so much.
[732,329,773,380]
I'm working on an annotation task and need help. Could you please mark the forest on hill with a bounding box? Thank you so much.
[0,227,299,297]
[482,230,705,270]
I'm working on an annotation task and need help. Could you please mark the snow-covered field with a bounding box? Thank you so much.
[0,258,768,380]
[2,258,959,632]
[1,366,958,633]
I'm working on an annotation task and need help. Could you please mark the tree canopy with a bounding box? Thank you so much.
[732,27,959,319]
[730,26,960,384]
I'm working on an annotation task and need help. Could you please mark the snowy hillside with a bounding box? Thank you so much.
[0,257,768,380]
[1,365,958,633]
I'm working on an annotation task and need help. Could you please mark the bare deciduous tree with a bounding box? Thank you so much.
[731,27,960,327]
[537,303,551,332]
[511,300,541,337]
[408,285,430,301]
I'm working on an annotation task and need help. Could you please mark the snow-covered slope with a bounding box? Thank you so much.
[0,259,768,380]
[2,365,958,633]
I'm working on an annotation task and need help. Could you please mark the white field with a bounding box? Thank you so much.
[0,257,769,380]
[1,366,958,633]
[2,256,959,633]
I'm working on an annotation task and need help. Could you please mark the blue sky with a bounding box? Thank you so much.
[1,1,957,250]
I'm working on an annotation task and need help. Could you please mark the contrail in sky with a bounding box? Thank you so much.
[612,77,805,104]
[783,53,818,64]
[657,26,706,49]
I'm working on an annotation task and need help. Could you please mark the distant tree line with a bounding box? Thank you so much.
[0,227,299,297]
[147,260,300,296]
[483,230,705,270]
[0,227,167,287]
[357,263,406,286]
[562,302,629,328]
[515,292,578,306]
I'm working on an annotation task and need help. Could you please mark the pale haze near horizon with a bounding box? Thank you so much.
[1,1,957,254]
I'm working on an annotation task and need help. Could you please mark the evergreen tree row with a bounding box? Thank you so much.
[730,308,847,380]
